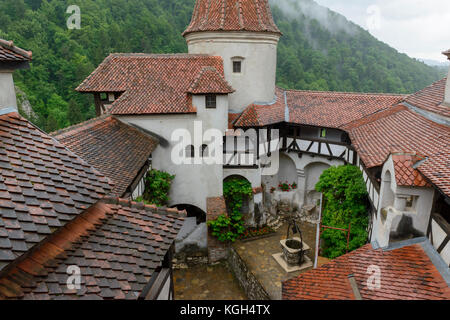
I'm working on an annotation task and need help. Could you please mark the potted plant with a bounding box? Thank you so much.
[279,182,290,192]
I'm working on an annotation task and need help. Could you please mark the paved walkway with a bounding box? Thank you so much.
[233,221,330,300]
[174,263,247,300]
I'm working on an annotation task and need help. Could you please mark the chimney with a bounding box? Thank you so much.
[0,39,32,114]
[443,49,450,107]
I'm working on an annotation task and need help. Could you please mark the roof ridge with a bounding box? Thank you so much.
[109,53,212,58]
[409,77,447,96]
[285,87,407,98]
[50,114,111,137]
[342,104,408,130]
[238,0,244,29]
[101,197,187,217]
[186,65,234,94]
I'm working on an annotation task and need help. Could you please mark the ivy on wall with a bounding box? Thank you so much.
[208,177,253,243]
[315,165,369,259]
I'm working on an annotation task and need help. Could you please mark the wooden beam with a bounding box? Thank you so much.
[305,141,314,152]
[326,143,333,157]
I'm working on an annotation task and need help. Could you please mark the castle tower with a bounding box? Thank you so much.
[183,0,282,113]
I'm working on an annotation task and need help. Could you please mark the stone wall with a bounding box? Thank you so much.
[174,217,208,268]
[207,197,230,263]
[227,247,270,300]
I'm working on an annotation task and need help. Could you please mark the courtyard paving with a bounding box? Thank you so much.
[174,263,248,300]
[233,221,330,300]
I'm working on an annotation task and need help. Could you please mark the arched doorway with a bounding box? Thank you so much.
[171,204,206,224]
[223,175,252,218]
[278,153,297,186]
[304,162,330,206]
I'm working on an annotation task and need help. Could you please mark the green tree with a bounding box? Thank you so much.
[0,0,445,132]
[141,169,175,207]
[315,165,370,259]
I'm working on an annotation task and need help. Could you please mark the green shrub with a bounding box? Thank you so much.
[208,177,253,243]
[315,165,369,259]
[140,169,175,207]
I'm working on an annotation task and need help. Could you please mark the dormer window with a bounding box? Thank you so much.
[205,94,217,108]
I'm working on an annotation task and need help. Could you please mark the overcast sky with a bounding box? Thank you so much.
[314,0,450,63]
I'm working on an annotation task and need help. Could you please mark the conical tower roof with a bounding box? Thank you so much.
[183,0,281,36]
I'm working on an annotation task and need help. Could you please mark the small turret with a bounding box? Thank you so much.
[184,0,282,112]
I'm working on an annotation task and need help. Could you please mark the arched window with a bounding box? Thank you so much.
[201,144,209,157]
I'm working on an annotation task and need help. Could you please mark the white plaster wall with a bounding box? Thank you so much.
[0,72,17,110]
[156,277,172,300]
[264,152,343,208]
[373,156,435,247]
[224,134,256,166]
[175,217,207,253]
[131,177,145,200]
[287,153,342,206]
[186,32,280,112]
[223,168,261,189]
[278,154,297,185]
[118,95,228,212]
[431,219,450,265]
[287,138,347,157]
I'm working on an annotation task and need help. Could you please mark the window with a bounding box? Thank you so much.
[233,60,242,73]
[405,196,418,212]
[205,94,217,108]
[201,144,209,157]
[319,128,327,139]
[185,145,194,158]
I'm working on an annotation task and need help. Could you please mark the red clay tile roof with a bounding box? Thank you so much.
[404,78,450,117]
[0,198,185,300]
[0,39,32,62]
[228,112,241,129]
[0,112,113,273]
[391,153,431,187]
[51,116,158,197]
[285,90,406,129]
[187,66,234,94]
[234,87,287,127]
[235,89,405,128]
[348,108,450,196]
[76,54,231,115]
[234,86,449,197]
[183,0,281,36]
[283,243,450,300]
